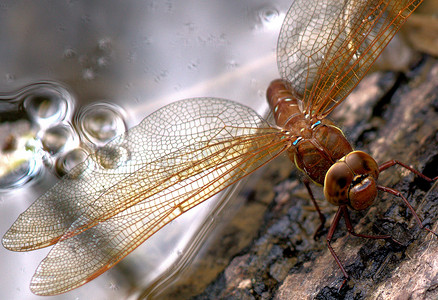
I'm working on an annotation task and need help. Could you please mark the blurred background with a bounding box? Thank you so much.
[0,0,291,299]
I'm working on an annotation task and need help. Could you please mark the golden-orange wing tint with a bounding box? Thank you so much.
[2,98,289,295]
[277,0,422,119]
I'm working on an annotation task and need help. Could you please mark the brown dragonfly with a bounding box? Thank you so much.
[2,0,436,296]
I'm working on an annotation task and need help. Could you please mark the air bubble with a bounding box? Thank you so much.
[94,144,130,169]
[0,121,43,190]
[22,84,74,128]
[226,60,239,70]
[76,103,127,147]
[41,124,78,155]
[98,38,112,52]
[260,7,279,24]
[97,56,109,67]
[5,73,16,83]
[63,48,77,59]
[187,60,199,70]
[108,282,119,291]
[253,6,281,31]
[0,81,75,189]
[56,148,89,177]
[82,68,96,80]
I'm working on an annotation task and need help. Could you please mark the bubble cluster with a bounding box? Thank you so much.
[0,81,128,190]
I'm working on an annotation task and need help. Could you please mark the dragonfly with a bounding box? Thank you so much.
[2,0,437,296]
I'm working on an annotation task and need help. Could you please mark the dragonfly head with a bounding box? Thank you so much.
[324,151,379,211]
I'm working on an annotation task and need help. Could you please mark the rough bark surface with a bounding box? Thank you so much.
[156,57,438,300]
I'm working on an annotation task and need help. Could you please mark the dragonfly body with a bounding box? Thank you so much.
[268,79,379,211]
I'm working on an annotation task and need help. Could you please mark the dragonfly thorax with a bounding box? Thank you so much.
[288,120,353,185]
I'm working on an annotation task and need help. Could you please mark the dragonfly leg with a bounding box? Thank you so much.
[377,185,438,237]
[327,205,404,290]
[379,160,438,182]
[326,205,349,289]
[341,204,402,245]
[303,179,326,240]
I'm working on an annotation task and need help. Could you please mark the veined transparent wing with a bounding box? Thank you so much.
[2,97,291,295]
[277,0,422,119]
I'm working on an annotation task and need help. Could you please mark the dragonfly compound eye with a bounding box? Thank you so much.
[345,151,379,180]
[348,175,377,211]
[345,151,379,211]
[324,162,354,206]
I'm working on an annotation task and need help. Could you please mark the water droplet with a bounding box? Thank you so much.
[253,6,281,31]
[260,7,279,24]
[82,68,96,80]
[1,82,75,188]
[96,56,109,67]
[94,144,130,169]
[0,159,40,190]
[0,118,44,190]
[5,73,15,83]
[257,89,264,98]
[81,14,91,24]
[25,95,60,119]
[77,103,127,147]
[98,38,112,52]
[226,60,239,70]
[154,70,169,83]
[22,83,75,128]
[41,124,77,155]
[56,148,89,177]
[63,47,77,59]
[108,282,119,291]
[187,60,199,70]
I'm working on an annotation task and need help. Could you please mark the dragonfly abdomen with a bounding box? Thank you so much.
[266,79,308,134]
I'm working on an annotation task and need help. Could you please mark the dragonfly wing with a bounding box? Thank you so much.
[3,97,287,252]
[2,143,138,251]
[277,0,422,118]
[27,108,289,295]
